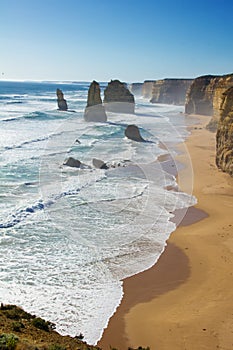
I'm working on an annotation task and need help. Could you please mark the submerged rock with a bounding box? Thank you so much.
[216,86,233,176]
[56,88,68,111]
[104,80,135,113]
[125,124,145,142]
[84,81,107,122]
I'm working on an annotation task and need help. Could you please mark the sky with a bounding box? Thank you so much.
[1,0,233,82]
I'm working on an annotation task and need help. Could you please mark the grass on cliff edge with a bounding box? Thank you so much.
[0,304,150,350]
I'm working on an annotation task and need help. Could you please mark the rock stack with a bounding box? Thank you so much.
[56,88,68,111]
[216,86,233,176]
[84,81,107,122]
[104,80,135,113]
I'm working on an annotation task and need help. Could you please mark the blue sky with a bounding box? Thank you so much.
[1,0,233,82]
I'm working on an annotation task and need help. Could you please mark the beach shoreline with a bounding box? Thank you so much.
[98,114,233,350]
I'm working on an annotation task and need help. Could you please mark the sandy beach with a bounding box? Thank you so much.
[98,115,233,350]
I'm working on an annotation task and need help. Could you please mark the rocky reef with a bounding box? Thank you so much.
[104,80,135,113]
[216,86,233,176]
[150,79,193,105]
[84,81,107,122]
[56,89,68,111]
[185,74,233,130]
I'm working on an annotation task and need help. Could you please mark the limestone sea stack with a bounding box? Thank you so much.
[56,88,68,111]
[104,80,135,113]
[125,124,145,142]
[216,86,233,176]
[84,81,107,122]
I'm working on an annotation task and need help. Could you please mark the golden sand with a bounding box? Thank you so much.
[98,115,233,350]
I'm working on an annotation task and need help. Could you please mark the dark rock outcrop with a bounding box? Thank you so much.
[92,158,108,169]
[104,80,135,113]
[125,124,145,142]
[84,81,107,122]
[63,157,81,168]
[150,79,193,105]
[56,88,68,111]
[216,86,233,176]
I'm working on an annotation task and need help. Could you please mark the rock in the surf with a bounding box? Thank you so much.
[56,88,68,111]
[92,158,109,169]
[125,124,145,142]
[84,81,107,122]
[63,157,81,168]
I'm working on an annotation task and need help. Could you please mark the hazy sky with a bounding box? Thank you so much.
[1,0,233,82]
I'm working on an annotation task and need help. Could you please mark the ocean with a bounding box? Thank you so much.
[0,81,196,344]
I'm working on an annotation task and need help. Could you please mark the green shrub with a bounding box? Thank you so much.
[11,321,25,332]
[0,333,19,350]
[32,317,55,332]
[48,345,66,350]
[1,304,31,320]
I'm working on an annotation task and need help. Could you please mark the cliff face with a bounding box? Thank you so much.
[129,83,143,96]
[142,80,154,98]
[185,74,233,125]
[84,81,107,122]
[213,75,233,117]
[185,75,220,115]
[150,79,193,105]
[104,80,135,113]
[216,86,233,176]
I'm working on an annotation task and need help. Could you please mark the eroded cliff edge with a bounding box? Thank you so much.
[185,73,233,130]
[216,86,233,176]
[150,79,193,105]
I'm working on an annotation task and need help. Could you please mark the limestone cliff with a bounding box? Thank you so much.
[56,88,68,111]
[142,80,154,99]
[150,79,193,105]
[84,81,107,122]
[104,80,135,113]
[216,86,233,176]
[185,75,221,115]
[185,74,233,125]
[209,74,233,130]
[129,82,143,96]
